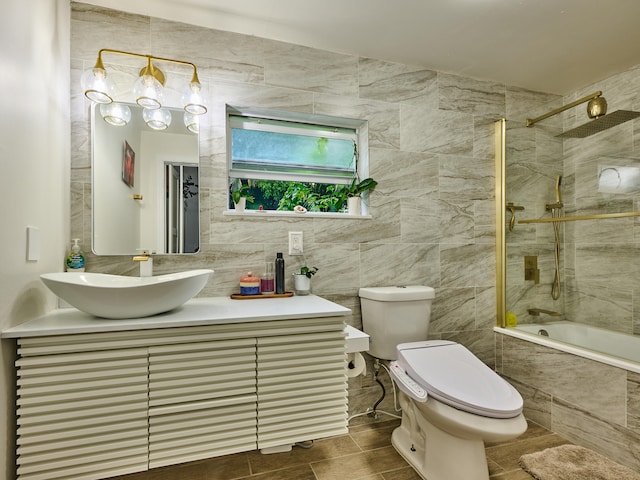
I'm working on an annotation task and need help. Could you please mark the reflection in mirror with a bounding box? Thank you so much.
[92,103,200,255]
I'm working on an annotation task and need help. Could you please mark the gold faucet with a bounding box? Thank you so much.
[133,251,153,277]
[527,308,561,317]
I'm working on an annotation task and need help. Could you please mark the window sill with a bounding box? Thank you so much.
[223,210,372,219]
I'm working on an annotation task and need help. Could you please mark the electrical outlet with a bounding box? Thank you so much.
[288,231,303,255]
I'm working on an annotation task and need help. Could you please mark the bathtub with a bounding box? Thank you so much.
[495,321,640,374]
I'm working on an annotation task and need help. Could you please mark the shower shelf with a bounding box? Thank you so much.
[519,211,640,224]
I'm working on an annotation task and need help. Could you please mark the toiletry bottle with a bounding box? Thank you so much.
[66,239,86,272]
[261,262,275,294]
[275,252,285,294]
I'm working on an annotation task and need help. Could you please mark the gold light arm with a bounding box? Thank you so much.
[95,48,200,86]
[526,91,602,127]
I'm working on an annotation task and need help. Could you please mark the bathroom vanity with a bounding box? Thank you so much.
[3,295,350,480]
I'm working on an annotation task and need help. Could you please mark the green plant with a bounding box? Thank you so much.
[345,177,378,197]
[298,265,319,278]
[331,177,378,212]
[231,178,254,204]
[333,177,378,208]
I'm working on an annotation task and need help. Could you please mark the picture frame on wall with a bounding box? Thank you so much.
[123,140,135,188]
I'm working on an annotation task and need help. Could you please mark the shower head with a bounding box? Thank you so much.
[555,176,562,204]
[557,110,640,138]
[526,91,640,138]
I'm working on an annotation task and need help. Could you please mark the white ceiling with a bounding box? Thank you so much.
[85,0,640,95]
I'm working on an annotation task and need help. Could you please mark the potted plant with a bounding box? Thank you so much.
[342,177,378,215]
[293,265,318,295]
[230,178,254,212]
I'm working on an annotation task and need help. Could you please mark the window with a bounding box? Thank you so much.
[227,106,369,214]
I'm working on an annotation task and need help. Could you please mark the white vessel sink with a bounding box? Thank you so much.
[40,269,214,319]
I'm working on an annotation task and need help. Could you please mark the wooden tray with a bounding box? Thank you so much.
[230,292,294,300]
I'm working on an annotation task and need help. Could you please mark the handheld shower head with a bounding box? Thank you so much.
[555,176,562,204]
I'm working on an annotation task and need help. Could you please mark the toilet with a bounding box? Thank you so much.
[359,286,527,480]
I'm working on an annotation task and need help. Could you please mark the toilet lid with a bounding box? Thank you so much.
[396,341,523,419]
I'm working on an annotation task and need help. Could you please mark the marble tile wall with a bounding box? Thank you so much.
[503,96,564,322]
[562,65,640,334]
[69,3,553,421]
[500,62,640,470]
[505,61,640,332]
[497,334,640,471]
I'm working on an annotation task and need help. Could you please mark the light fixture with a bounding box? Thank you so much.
[81,48,207,126]
[99,103,131,126]
[133,56,164,109]
[143,108,172,130]
[183,112,199,133]
[80,54,115,104]
[182,73,207,115]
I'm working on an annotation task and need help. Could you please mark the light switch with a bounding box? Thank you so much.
[27,226,40,261]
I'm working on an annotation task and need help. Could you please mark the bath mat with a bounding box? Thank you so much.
[519,444,640,480]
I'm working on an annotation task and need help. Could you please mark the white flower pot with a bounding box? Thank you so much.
[234,197,246,212]
[293,274,311,295]
[347,196,361,216]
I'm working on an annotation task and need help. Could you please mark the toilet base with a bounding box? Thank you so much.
[391,421,490,480]
[391,393,526,480]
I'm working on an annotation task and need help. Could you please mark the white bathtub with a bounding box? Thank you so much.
[495,321,640,374]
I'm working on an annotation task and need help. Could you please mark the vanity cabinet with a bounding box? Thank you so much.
[10,310,348,480]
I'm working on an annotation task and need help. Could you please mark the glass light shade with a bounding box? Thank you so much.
[143,108,172,130]
[133,74,164,109]
[183,112,199,133]
[182,81,207,115]
[81,67,115,104]
[99,103,131,126]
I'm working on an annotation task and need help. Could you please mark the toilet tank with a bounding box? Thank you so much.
[359,286,435,360]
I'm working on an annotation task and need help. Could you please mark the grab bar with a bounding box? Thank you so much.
[527,308,561,317]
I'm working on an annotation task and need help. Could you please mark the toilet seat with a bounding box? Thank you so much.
[395,340,523,419]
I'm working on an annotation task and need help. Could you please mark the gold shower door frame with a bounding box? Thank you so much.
[495,119,506,327]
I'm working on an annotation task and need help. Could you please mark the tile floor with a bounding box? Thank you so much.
[113,417,571,480]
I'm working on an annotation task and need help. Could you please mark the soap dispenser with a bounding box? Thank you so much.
[66,239,86,272]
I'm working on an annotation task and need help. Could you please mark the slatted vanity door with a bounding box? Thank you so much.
[147,337,258,468]
[257,328,348,449]
[15,343,149,480]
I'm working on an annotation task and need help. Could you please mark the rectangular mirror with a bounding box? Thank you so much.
[91,103,200,255]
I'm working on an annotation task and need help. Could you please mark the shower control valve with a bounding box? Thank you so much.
[524,255,540,284]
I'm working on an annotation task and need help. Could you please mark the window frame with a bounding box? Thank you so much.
[226,105,370,216]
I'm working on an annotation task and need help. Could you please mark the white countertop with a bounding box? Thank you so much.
[2,295,351,338]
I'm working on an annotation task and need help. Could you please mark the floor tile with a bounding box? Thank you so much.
[311,446,408,480]
[350,424,397,451]
[486,432,570,472]
[111,451,251,480]
[381,466,423,479]
[237,464,317,480]
[108,418,575,480]
[247,435,361,474]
